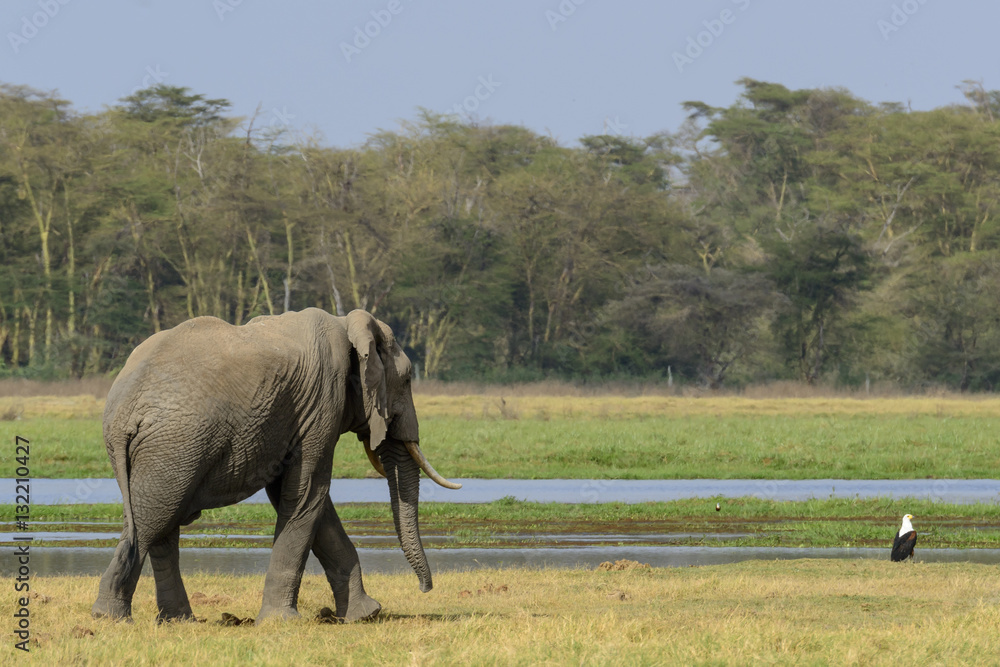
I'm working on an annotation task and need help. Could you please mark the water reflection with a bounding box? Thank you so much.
[0,531,753,546]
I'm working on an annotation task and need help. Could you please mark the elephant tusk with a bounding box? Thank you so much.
[363,439,387,478]
[404,441,462,490]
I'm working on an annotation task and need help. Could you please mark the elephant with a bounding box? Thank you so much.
[91,308,460,623]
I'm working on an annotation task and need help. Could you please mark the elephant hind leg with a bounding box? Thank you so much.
[149,527,194,622]
[92,530,146,620]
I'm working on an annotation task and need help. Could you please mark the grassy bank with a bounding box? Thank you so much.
[7,561,1000,664]
[4,410,1000,479]
[8,498,1000,549]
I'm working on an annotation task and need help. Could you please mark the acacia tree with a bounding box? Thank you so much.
[6,77,1000,389]
[600,264,782,387]
[887,252,1000,390]
[682,81,884,383]
[763,215,870,383]
[387,120,516,378]
[0,85,85,368]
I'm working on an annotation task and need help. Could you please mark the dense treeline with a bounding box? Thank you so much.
[2,79,1000,389]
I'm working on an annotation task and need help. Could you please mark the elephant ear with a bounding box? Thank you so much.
[347,310,388,449]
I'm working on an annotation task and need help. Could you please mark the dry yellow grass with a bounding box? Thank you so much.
[5,561,1000,664]
[414,393,1000,420]
[6,387,1000,422]
[0,395,106,420]
[0,378,112,399]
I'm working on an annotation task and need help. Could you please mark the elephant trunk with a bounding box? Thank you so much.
[379,439,432,592]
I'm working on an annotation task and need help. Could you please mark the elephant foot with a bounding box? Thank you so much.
[256,603,301,624]
[337,593,381,623]
[156,609,196,624]
[91,597,133,621]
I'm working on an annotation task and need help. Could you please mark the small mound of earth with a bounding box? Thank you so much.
[597,559,651,572]
[190,591,233,605]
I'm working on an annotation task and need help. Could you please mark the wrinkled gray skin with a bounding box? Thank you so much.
[91,308,458,624]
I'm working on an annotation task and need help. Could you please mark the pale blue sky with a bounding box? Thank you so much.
[1,0,994,147]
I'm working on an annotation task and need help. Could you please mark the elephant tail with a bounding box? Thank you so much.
[109,424,140,592]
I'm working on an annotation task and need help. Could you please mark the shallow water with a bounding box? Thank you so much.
[0,530,753,546]
[4,478,1000,505]
[6,545,1000,578]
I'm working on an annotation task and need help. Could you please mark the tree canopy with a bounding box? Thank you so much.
[2,80,1000,390]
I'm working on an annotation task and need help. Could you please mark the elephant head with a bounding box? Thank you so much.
[346,310,460,592]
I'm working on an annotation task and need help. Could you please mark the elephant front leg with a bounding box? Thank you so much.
[149,527,194,622]
[258,476,327,622]
[313,496,381,622]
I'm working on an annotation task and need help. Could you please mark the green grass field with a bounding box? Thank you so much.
[4,410,999,479]
[6,561,1000,664]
